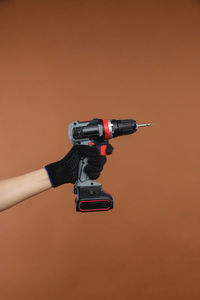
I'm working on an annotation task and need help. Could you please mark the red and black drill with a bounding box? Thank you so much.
[68,118,152,212]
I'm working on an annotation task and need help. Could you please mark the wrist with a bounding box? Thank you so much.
[44,160,71,188]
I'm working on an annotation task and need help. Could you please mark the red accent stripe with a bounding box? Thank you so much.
[103,119,110,139]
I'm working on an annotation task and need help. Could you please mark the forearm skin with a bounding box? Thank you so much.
[0,168,52,211]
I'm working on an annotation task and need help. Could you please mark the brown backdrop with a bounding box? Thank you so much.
[0,0,200,299]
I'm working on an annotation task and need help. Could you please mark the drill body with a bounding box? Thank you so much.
[68,118,151,212]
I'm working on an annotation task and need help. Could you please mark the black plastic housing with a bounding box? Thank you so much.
[111,119,137,137]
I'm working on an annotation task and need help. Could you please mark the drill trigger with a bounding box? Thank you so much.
[100,145,107,156]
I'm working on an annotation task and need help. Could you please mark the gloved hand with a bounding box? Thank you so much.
[44,144,114,188]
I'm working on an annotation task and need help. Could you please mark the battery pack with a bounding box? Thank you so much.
[74,185,113,212]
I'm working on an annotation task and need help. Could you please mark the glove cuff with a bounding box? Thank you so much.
[44,160,71,188]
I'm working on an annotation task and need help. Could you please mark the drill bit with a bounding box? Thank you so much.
[137,122,153,128]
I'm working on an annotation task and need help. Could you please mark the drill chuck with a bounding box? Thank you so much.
[111,119,137,137]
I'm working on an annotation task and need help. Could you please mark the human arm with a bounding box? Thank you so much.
[0,168,51,211]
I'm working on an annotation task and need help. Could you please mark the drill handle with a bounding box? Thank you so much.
[75,140,110,189]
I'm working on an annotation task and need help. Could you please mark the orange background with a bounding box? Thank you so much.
[0,0,200,299]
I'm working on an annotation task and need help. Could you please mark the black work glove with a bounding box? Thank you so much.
[44,144,114,188]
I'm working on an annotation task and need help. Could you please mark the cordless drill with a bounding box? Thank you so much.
[68,118,152,212]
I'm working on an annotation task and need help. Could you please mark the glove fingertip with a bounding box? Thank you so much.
[106,144,114,155]
[88,172,100,180]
